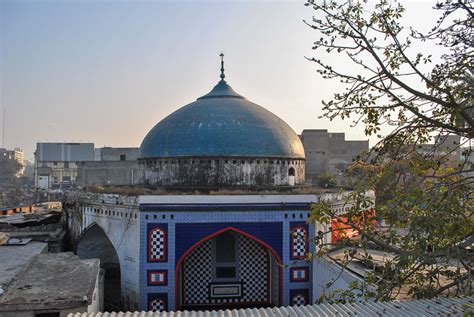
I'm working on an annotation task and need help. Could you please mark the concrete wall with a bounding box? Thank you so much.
[76,161,139,187]
[300,130,368,184]
[140,157,305,187]
[36,143,95,161]
[95,147,140,161]
[64,192,140,310]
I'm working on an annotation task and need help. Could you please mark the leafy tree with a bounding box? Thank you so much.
[305,0,473,301]
[316,172,338,188]
[0,157,21,185]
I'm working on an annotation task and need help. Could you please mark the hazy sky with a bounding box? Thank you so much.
[1,0,442,161]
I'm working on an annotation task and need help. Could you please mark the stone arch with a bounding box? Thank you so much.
[77,223,122,311]
[175,227,282,310]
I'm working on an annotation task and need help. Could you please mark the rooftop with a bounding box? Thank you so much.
[0,252,100,311]
[0,241,48,294]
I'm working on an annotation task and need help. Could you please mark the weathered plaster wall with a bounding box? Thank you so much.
[76,161,139,187]
[64,191,140,310]
[139,157,305,187]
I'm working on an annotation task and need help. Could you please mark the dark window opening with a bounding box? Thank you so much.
[288,167,296,176]
[216,267,236,278]
[216,232,235,262]
[120,154,126,161]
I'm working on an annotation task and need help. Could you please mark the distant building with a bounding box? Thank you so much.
[95,147,140,161]
[34,142,95,189]
[76,147,140,187]
[0,147,25,176]
[416,134,461,161]
[299,130,368,184]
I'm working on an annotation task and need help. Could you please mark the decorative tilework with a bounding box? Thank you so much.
[290,289,309,306]
[182,233,270,305]
[289,267,309,282]
[148,270,167,286]
[175,222,283,263]
[148,293,168,312]
[183,239,213,304]
[290,222,308,260]
[239,235,268,303]
[147,224,167,262]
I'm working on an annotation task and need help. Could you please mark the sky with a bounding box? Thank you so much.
[1,0,443,161]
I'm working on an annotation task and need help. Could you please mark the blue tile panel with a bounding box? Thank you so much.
[175,222,282,263]
[140,208,312,311]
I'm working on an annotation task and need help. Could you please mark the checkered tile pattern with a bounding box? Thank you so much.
[150,229,165,260]
[182,233,270,305]
[183,239,213,304]
[292,294,307,306]
[150,298,165,312]
[292,227,307,258]
[239,235,268,303]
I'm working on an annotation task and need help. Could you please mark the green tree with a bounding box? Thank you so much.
[316,172,338,188]
[305,0,473,301]
[0,157,21,185]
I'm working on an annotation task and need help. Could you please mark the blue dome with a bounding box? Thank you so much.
[139,80,305,159]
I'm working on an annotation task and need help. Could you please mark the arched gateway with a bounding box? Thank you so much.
[175,227,282,310]
[77,223,122,311]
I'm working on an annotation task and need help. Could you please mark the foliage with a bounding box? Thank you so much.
[0,157,21,185]
[305,0,473,301]
[316,172,338,188]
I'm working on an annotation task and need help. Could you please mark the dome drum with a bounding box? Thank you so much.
[139,156,305,187]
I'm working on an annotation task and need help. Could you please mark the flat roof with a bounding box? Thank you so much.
[0,242,48,293]
[0,253,99,311]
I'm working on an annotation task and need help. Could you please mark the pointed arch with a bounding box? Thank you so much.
[77,222,122,311]
[175,226,283,309]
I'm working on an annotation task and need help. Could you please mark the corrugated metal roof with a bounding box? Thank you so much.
[70,296,473,317]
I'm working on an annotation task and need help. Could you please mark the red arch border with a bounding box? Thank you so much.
[174,226,283,310]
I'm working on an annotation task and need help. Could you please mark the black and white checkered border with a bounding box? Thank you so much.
[291,227,307,259]
[183,239,213,304]
[150,298,165,312]
[149,227,166,261]
[289,289,309,307]
[239,235,269,303]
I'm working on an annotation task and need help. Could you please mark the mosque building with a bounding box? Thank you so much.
[66,55,370,312]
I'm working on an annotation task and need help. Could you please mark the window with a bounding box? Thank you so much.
[214,232,238,279]
[288,167,295,176]
[64,161,69,168]
[120,154,126,161]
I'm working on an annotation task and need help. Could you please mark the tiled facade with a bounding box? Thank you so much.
[139,196,315,311]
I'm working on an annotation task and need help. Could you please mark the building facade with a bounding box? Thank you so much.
[64,60,374,312]
[299,130,368,184]
[34,143,95,189]
[0,147,25,176]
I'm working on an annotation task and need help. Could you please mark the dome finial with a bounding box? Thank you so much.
[220,53,225,80]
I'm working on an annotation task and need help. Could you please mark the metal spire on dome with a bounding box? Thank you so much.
[220,53,225,80]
